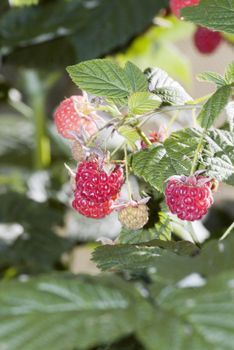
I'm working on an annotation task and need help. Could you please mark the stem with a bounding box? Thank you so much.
[192,108,197,127]
[110,141,125,157]
[86,117,120,147]
[135,126,151,146]
[190,130,206,175]
[23,71,51,169]
[220,222,234,241]
[8,99,33,119]
[124,145,132,201]
[127,104,203,125]
[168,110,180,132]
[189,93,212,105]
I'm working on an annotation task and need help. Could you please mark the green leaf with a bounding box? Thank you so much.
[93,234,234,282]
[92,240,198,272]
[132,145,171,192]
[226,102,234,132]
[0,192,70,274]
[138,271,234,350]
[118,228,157,244]
[197,85,232,129]
[124,62,148,92]
[145,67,192,105]
[1,0,167,69]
[204,129,234,183]
[118,125,139,149]
[128,92,161,115]
[67,59,132,98]
[118,212,173,244]
[0,274,145,350]
[132,128,202,192]
[9,0,38,6]
[181,0,234,34]
[224,61,234,84]
[197,71,226,87]
[155,212,172,241]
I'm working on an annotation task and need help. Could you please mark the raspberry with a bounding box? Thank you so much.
[170,0,200,17]
[54,95,99,139]
[165,174,214,221]
[75,160,124,203]
[118,204,149,230]
[71,140,85,163]
[72,195,113,219]
[194,26,222,54]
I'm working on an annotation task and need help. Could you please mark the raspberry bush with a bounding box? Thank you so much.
[0,1,234,350]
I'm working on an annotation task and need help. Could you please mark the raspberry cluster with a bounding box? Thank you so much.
[54,95,100,139]
[72,159,124,219]
[165,174,214,221]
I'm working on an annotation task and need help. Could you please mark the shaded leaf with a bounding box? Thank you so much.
[138,271,234,350]
[0,192,70,273]
[0,274,147,350]
[92,239,198,272]
[182,0,234,34]
[1,0,167,69]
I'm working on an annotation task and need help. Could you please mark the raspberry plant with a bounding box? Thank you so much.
[0,1,234,350]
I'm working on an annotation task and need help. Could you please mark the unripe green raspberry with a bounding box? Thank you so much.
[118,204,149,230]
[71,140,85,162]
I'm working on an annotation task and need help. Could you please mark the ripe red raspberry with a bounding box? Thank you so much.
[165,174,214,221]
[170,0,200,17]
[194,26,222,54]
[54,95,99,139]
[72,195,113,219]
[75,160,124,203]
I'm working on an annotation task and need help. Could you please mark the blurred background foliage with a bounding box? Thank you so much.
[0,0,233,279]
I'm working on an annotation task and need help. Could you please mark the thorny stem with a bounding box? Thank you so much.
[220,222,234,241]
[86,103,204,149]
[86,116,120,147]
[190,130,206,176]
[127,103,203,125]
[110,141,126,157]
[124,145,132,201]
